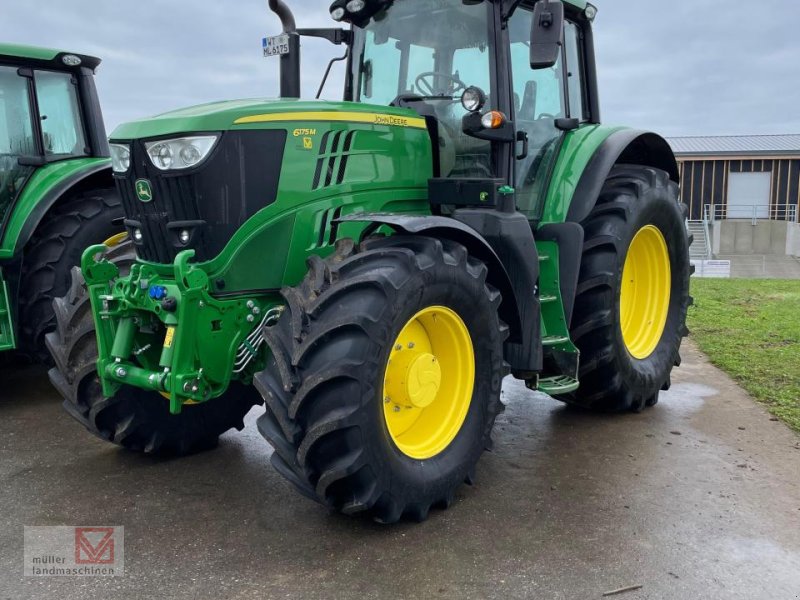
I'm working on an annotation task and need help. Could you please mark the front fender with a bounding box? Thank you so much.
[338,212,523,342]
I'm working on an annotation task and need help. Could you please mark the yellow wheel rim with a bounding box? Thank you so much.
[620,225,671,359]
[383,306,475,460]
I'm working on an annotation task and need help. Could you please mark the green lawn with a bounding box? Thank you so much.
[687,278,800,433]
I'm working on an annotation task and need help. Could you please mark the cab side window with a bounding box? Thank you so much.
[564,21,586,121]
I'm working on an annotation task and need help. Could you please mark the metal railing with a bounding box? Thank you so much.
[704,203,799,225]
[686,218,712,260]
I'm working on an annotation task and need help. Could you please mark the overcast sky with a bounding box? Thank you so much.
[3,0,799,137]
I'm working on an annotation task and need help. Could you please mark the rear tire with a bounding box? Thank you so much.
[256,236,507,523]
[556,165,691,412]
[46,240,262,456]
[19,189,123,362]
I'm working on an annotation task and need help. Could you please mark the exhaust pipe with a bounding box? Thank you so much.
[267,0,300,98]
[268,0,296,32]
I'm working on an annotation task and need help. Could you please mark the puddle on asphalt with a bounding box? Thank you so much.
[660,382,719,415]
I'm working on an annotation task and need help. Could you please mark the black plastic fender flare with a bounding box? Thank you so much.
[567,130,679,225]
[338,212,523,343]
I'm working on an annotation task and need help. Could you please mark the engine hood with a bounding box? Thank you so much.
[109,99,425,140]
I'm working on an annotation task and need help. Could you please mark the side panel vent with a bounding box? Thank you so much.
[312,130,357,190]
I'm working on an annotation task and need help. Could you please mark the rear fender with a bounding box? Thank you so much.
[0,159,113,258]
[566,130,679,224]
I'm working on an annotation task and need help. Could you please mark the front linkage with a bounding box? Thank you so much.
[81,244,282,414]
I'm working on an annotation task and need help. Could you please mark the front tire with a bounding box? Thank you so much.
[256,236,507,523]
[46,240,262,456]
[19,189,123,361]
[556,165,692,412]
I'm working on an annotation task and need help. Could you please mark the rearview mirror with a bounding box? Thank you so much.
[530,0,564,70]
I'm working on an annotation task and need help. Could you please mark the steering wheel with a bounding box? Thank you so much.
[414,72,467,97]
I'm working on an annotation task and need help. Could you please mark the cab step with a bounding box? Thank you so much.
[542,335,571,346]
[0,272,15,352]
[537,375,579,395]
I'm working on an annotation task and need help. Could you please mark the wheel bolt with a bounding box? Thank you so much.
[394,344,402,351]
[408,342,415,349]
[384,396,391,404]
[115,367,127,378]
[393,406,401,412]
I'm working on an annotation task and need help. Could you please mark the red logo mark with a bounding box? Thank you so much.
[74,528,115,564]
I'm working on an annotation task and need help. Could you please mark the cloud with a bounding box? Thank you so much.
[3,0,798,136]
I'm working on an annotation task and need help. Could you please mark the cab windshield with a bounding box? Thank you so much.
[352,0,493,177]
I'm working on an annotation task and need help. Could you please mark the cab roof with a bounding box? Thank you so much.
[0,43,101,71]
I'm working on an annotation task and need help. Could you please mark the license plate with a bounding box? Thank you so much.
[263,34,290,57]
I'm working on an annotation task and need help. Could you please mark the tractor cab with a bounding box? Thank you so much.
[0,47,106,224]
[334,0,598,221]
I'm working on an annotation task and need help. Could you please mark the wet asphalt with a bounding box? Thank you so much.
[1,340,799,600]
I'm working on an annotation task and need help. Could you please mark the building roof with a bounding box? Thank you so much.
[667,134,800,157]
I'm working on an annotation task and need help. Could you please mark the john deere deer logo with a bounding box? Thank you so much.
[135,179,153,203]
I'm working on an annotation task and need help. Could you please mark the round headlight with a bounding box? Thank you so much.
[109,143,131,173]
[179,144,202,167]
[152,144,173,169]
[331,7,346,20]
[585,4,598,20]
[346,0,365,12]
[461,86,487,113]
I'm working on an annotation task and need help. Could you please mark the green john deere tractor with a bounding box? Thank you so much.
[48,0,692,522]
[0,44,121,360]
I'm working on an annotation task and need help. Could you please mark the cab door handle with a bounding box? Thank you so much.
[516,130,529,160]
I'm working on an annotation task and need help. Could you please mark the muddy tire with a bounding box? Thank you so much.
[555,165,692,412]
[46,240,262,456]
[19,189,123,362]
[256,236,507,523]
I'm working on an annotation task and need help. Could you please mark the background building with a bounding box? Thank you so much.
[668,135,800,276]
[668,134,800,223]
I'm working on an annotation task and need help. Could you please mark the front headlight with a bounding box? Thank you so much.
[144,135,219,171]
[109,143,131,173]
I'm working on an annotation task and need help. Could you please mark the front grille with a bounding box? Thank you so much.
[117,129,286,263]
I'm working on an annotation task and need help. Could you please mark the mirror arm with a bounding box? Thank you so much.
[296,28,353,45]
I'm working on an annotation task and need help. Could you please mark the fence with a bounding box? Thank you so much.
[704,203,798,225]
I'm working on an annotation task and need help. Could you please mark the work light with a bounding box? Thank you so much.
[461,87,486,113]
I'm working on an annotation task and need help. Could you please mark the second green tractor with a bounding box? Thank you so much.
[49,0,692,522]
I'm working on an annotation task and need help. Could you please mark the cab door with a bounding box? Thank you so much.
[0,65,37,228]
[507,6,588,221]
